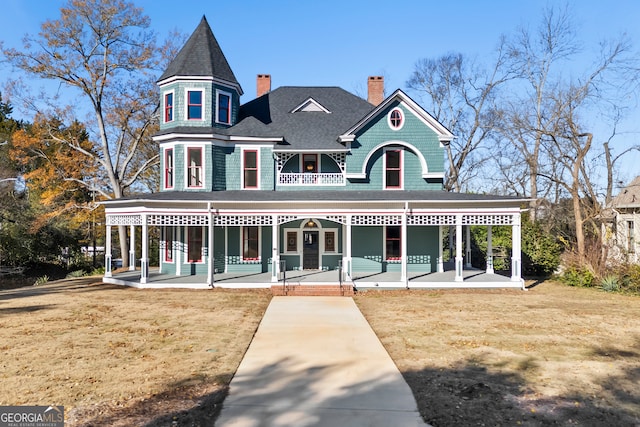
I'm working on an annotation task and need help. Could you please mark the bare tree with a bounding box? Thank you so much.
[406,38,517,192]
[3,0,181,267]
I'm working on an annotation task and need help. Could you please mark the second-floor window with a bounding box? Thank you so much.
[187,147,203,188]
[217,91,231,124]
[187,90,203,120]
[165,148,174,189]
[164,92,173,122]
[385,149,402,189]
[303,154,317,173]
[243,150,258,189]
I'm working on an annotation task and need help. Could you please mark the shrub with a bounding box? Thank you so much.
[558,267,595,287]
[600,275,620,292]
[65,270,86,278]
[33,275,50,286]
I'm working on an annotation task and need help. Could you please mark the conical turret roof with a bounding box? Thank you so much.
[158,16,242,94]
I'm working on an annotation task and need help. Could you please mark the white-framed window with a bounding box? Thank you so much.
[242,148,259,189]
[186,147,204,188]
[216,89,232,125]
[185,88,205,121]
[164,90,174,123]
[286,231,298,253]
[387,107,404,130]
[164,147,174,189]
[324,230,337,253]
[164,227,174,263]
[628,220,635,253]
[385,225,401,261]
[187,226,204,263]
[383,147,403,189]
[243,226,260,261]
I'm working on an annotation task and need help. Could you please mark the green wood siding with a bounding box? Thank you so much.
[346,102,444,191]
[352,226,384,272]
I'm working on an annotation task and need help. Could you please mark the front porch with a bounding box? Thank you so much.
[103,263,524,290]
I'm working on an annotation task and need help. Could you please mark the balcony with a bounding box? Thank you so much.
[278,172,345,186]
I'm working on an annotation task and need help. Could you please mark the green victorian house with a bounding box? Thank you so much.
[103,17,527,290]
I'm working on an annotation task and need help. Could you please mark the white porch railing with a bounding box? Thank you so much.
[278,173,345,186]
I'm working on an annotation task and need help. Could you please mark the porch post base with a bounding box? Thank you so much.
[454,256,464,282]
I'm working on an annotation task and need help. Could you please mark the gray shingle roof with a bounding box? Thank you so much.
[155,86,375,149]
[158,16,240,90]
[107,190,526,205]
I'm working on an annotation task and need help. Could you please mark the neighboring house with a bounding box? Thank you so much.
[102,17,527,289]
[601,176,640,264]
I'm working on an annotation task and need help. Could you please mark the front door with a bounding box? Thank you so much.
[303,231,319,269]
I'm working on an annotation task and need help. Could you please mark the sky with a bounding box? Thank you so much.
[1,0,640,187]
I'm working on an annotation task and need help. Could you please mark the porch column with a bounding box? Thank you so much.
[175,227,181,276]
[207,210,215,287]
[271,215,279,282]
[455,214,464,282]
[511,213,522,282]
[105,224,112,278]
[129,224,136,271]
[140,214,149,284]
[344,215,352,280]
[465,224,472,268]
[401,208,408,286]
[436,225,444,272]
[486,225,494,274]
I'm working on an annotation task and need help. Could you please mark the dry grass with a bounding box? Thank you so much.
[0,278,271,426]
[3,277,639,426]
[355,281,640,426]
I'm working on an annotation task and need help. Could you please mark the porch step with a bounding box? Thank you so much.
[271,284,355,297]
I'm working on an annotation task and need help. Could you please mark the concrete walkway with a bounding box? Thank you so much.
[216,296,428,427]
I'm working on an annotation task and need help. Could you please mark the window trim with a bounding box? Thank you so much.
[186,146,204,189]
[216,89,232,125]
[187,226,204,263]
[286,231,298,253]
[185,88,205,121]
[164,91,174,123]
[324,230,336,253]
[164,147,174,189]
[242,226,260,261]
[383,147,403,189]
[242,148,260,189]
[385,225,402,261]
[387,107,404,130]
[628,220,635,253]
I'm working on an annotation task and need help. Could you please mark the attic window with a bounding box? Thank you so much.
[291,98,331,113]
[388,108,404,130]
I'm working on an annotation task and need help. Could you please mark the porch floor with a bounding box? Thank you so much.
[104,263,523,290]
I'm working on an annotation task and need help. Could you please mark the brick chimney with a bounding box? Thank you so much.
[367,76,384,105]
[257,74,271,97]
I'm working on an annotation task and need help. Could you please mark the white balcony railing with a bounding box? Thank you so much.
[279,173,345,186]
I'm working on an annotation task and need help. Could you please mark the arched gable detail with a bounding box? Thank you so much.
[358,140,434,179]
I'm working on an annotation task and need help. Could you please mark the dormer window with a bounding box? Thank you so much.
[216,90,232,124]
[388,108,404,130]
[187,90,203,120]
[164,92,174,122]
